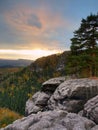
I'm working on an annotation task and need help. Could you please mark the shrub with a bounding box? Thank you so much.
[0,108,22,128]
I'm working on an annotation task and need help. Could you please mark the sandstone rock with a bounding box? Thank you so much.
[48,97,84,113]
[42,77,66,92]
[25,91,50,115]
[48,78,98,113]
[1,110,95,130]
[91,125,98,130]
[26,78,98,115]
[78,110,84,116]
[60,113,95,130]
[83,95,98,124]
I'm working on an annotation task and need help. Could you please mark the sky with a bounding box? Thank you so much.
[0,0,98,60]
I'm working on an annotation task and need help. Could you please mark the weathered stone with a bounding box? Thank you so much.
[42,77,66,93]
[1,111,95,130]
[91,125,98,130]
[48,97,84,113]
[60,113,95,130]
[33,91,50,105]
[83,95,98,124]
[25,91,50,115]
[78,110,84,116]
[48,79,98,113]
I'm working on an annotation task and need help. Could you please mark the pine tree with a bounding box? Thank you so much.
[68,13,98,77]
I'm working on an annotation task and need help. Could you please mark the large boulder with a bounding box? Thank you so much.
[42,77,66,93]
[25,91,50,115]
[83,95,98,124]
[48,78,98,113]
[0,110,96,130]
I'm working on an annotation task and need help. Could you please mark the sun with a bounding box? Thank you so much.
[19,49,59,60]
[21,49,59,59]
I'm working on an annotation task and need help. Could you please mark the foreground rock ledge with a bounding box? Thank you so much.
[0,110,96,130]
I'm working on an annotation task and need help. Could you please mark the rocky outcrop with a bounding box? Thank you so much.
[83,95,98,124]
[26,77,66,115]
[1,110,96,130]
[41,77,66,93]
[26,78,98,115]
[1,77,98,130]
[25,91,50,115]
[48,78,98,113]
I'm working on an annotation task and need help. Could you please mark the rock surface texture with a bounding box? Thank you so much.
[42,77,66,92]
[91,125,98,130]
[1,77,98,130]
[48,78,98,113]
[25,91,50,115]
[0,110,96,130]
[83,95,98,124]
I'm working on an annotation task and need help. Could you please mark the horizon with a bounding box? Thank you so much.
[0,49,67,60]
[0,0,98,60]
[0,49,65,60]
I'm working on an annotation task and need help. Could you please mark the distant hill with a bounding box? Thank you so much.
[0,59,33,67]
[29,51,70,75]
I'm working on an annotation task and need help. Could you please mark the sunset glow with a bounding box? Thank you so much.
[0,49,60,60]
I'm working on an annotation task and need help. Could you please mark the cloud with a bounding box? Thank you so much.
[27,14,42,29]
